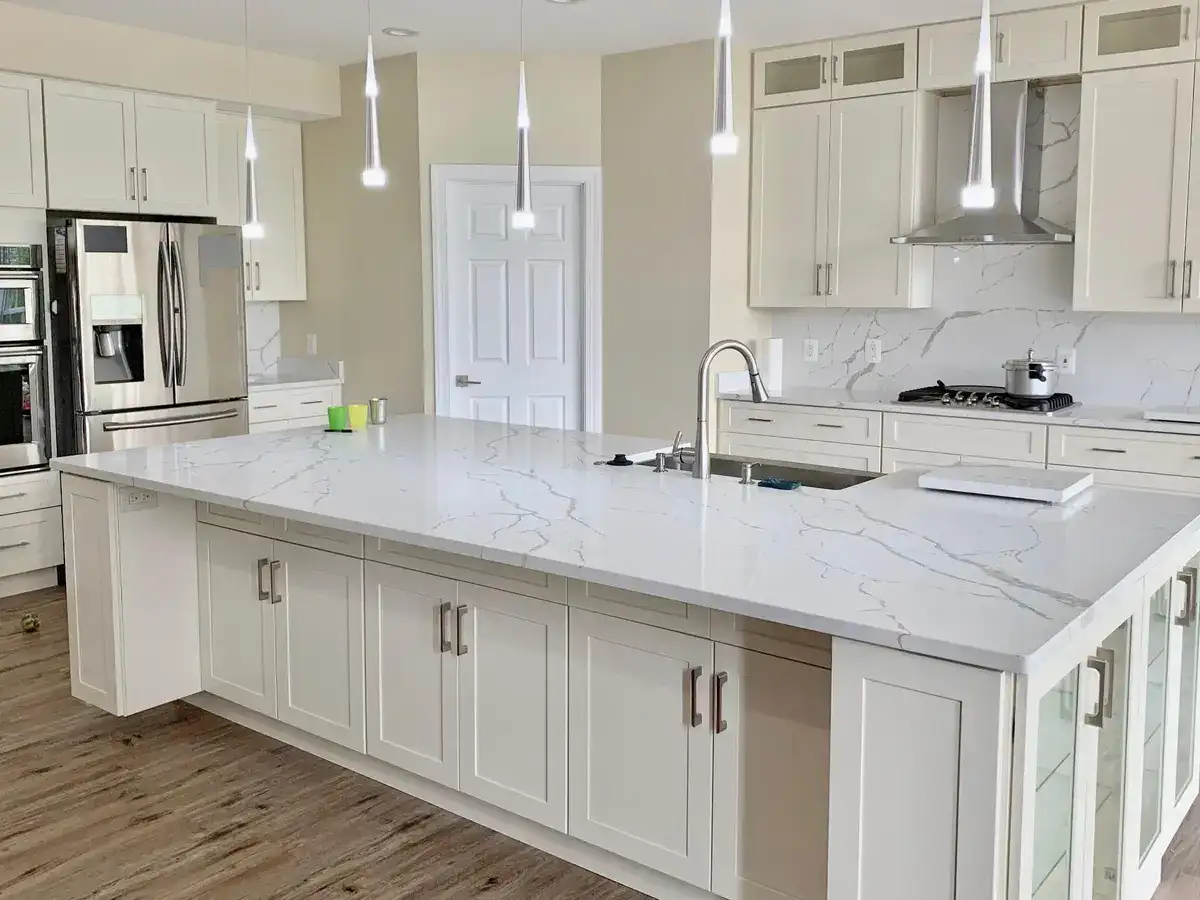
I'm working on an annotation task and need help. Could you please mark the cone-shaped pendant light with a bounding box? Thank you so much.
[962,0,995,210]
[243,0,263,239]
[512,0,535,231]
[710,0,738,156]
[362,31,387,188]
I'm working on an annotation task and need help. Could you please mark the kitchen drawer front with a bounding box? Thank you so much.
[884,413,1048,463]
[722,401,882,446]
[249,386,340,424]
[882,448,1047,474]
[0,507,64,577]
[0,471,61,515]
[718,433,881,473]
[367,538,567,603]
[276,519,365,557]
[197,502,278,536]
[567,580,711,637]
[1048,464,1200,495]
[1049,426,1200,477]
[711,610,831,668]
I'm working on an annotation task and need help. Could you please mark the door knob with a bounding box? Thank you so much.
[455,375,482,387]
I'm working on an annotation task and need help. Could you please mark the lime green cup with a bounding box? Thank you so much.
[348,404,369,431]
[327,405,349,431]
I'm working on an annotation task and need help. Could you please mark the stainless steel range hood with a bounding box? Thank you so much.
[892,81,1073,246]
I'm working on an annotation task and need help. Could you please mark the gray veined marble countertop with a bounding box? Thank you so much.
[52,416,1200,674]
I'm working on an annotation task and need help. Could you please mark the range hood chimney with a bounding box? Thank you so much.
[893,81,1073,246]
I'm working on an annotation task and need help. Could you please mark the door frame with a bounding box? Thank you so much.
[431,163,603,432]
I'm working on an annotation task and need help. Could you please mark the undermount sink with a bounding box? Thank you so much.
[639,453,881,491]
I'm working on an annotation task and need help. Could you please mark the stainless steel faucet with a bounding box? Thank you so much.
[692,339,769,479]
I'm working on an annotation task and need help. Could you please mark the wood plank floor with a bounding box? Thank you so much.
[2,588,1199,900]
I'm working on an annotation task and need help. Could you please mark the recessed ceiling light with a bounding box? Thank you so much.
[381,26,419,37]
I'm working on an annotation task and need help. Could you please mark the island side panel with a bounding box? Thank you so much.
[828,638,1013,900]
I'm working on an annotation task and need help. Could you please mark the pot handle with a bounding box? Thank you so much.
[1028,363,1047,382]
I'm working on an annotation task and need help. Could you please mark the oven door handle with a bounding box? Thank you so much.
[102,409,241,432]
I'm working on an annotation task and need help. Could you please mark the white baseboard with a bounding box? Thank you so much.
[0,567,58,599]
[185,693,714,900]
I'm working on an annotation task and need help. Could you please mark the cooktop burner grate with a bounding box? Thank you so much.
[897,382,1076,414]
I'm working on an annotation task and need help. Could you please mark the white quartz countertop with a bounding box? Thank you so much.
[721,387,1200,437]
[52,416,1200,674]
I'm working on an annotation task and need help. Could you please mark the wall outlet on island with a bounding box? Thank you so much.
[866,339,883,364]
[803,338,820,363]
[1057,347,1077,375]
[119,487,157,512]
[306,333,318,355]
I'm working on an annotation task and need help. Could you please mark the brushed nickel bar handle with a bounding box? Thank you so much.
[747,417,774,423]
[825,262,834,296]
[1169,260,1178,298]
[1185,6,1192,40]
[439,602,453,653]
[257,557,271,602]
[1084,654,1109,729]
[129,167,137,201]
[141,168,148,202]
[822,56,828,84]
[997,32,1005,63]
[0,541,30,551]
[255,261,262,291]
[688,666,704,728]
[713,672,728,735]
[245,262,251,291]
[1178,567,1198,627]
[1186,260,1194,300]
[269,560,283,604]
[1089,447,1127,454]
[455,605,469,656]
[832,54,840,83]
[815,262,822,296]
[814,423,845,429]
[0,492,29,501]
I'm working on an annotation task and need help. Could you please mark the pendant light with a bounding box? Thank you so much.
[362,0,387,188]
[242,0,264,240]
[710,0,738,156]
[512,0,535,231]
[962,0,994,210]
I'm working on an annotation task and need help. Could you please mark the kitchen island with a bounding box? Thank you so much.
[53,416,1200,900]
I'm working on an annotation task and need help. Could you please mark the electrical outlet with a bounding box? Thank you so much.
[306,333,318,355]
[1057,347,1077,375]
[803,339,820,362]
[866,339,883,364]
[120,487,157,511]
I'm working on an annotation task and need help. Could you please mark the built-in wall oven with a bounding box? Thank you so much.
[0,245,50,474]
[0,245,41,344]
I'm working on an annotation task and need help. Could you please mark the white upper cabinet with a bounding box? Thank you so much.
[1084,0,1200,70]
[830,29,918,99]
[43,81,139,215]
[750,104,830,308]
[0,73,46,209]
[1183,77,1200,311]
[216,112,244,228]
[754,42,832,108]
[1074,64,1194,312]
[43,78,218,218]
[918,19,983,91]
[252,118,308,303]
[996,6,1085,81]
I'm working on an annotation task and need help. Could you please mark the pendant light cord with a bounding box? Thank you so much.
[244,0,250,103]
[519,0,525,57]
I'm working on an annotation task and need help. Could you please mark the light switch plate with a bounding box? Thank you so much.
[1056,347,1077,375]
[306,333,319,355]
[803,339,820,362]
[866,339,883,364]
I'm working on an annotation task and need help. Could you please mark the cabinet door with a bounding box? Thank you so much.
[364,563,459,788]
[749,104,829,308]
[1167,562,1200,834]
[273,541,366,752]
[1090,618,1135,900]
[1183,87,1200,312]
[43,80,139,214]
[458,584,567,831]
[215,112,244,229]
[996,7,1085,82]
[754,42,832,108]
[831,29,917,100]
[1074,65,1193,312]
[134,93,219,218]
[826,92,920,308]
[1083,0,1200,71]
[718,433,881,473]
[882,448,1047,473]
[197,523,277,717]
[567,609,714,888]
[711,646,830,900]
[251,118,307,303]
[919,20,988,91]
[0,73,46,209]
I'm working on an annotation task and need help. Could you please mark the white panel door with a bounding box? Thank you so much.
[273,541,366,753]
[252,118,308,303]
[826,92,916,308]
[567,609,715,888]
[43,80,139,214]
[918,19,988,91]
[197,523,277,717]
[1074,65,1194,312]
[444,179,583,429]
[712,646,831,900]
[1082,0,1200,72]
[749,104,830,308]
[458,584,568,831]
[995,7,1084,82]
[0,73,46,209]
[364,562,460,788]
[215,112,243,229]
[1183,85,1200,312]
[134,92,219,218]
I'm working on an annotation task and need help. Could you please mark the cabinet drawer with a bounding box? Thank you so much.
[882,448,1046,474]
[722,402,882,446]
[0,471,60,515]
[198,502,278,536]
[249,386,340,424]
[0,507,64,577]
[884,413,1048,463]
[718,433,881,473]
[1049,464,1200,495]
[198,503,363,557]
[567,580,710,637]
[711,610,831,668]
[367,538,566,603]
[1049,426,1200,477]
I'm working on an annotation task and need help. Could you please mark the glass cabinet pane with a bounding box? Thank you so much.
[841,43,906,86]
[1176,566,1200,802]
[1094,620,1133,900]
[1033,667,1079,900]
[763,56,824,97]
[1141,581,1172,858]
[1097,6,1184,57]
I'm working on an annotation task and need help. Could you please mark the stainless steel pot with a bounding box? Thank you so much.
[1003,350,1060,398]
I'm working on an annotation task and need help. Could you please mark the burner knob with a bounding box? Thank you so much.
[988,396,1002,408]
[966,393,979,406]
[941,394,952,405]
[954,391,968,404]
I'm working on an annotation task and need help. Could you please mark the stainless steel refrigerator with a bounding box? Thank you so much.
[48,217,249,454]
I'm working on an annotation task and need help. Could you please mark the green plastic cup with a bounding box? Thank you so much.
[327,405,349,431]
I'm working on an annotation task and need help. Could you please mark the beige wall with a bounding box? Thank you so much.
[0,3,339,119]
[284,54,424,411]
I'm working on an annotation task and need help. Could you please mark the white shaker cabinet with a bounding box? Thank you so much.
[830,30,917,100]
[43,81,139,215]
[132,93,219,218]
[0,73,46,209]
[996,6,1085,82]
[1074,64,1194,312]
[918,19,983,91]
[711,645,831,900]
[754,42,832,108]
[567,609,715,889]
[1083,0,1200,71]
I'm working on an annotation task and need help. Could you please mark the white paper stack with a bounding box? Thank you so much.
[917,466,1094,504]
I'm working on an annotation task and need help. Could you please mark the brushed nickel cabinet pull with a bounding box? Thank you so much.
[455,605,469,656]
[713,672,728,735]
[997,32,1005,63]
[0,541,30,552]
[269,560,283,604]
[257,557,270,602]
[1084,653,1110,728]
[1186,260,1195,300]
[814,423,844,429]
[825,262,834,295]
[141,168,148,202]
[747,417,774,423]
[815,262,823,296]
[821,56,828,84]
[1169,260,1178,298]
[688,666,704,728]
[0,492,28,501]
[1185,6,1193,39]
[439,602,453,653]
[832,54,840,83]
[245,262,251,291]
[1178,567,1198,627]
[254,262,262,291]
[129,167,137,201]
[1090,447,1127,454]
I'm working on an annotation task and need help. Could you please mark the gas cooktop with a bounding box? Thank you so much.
[897,382,1079,415]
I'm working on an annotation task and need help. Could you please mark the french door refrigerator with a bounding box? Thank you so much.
[49,217,249,454]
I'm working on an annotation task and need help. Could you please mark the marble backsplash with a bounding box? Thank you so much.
[245,301,281,377]
[771,85,1200,408]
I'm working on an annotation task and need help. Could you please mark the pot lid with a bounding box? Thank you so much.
[1003,349,1057,370]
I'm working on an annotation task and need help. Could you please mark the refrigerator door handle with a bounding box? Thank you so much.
[102,408,242,432]
[169,235,188,387]
[156,238,174,388]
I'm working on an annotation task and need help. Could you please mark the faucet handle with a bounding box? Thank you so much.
[672,430,685,454]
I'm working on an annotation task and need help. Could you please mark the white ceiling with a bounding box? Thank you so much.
[2,0,1072,63]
